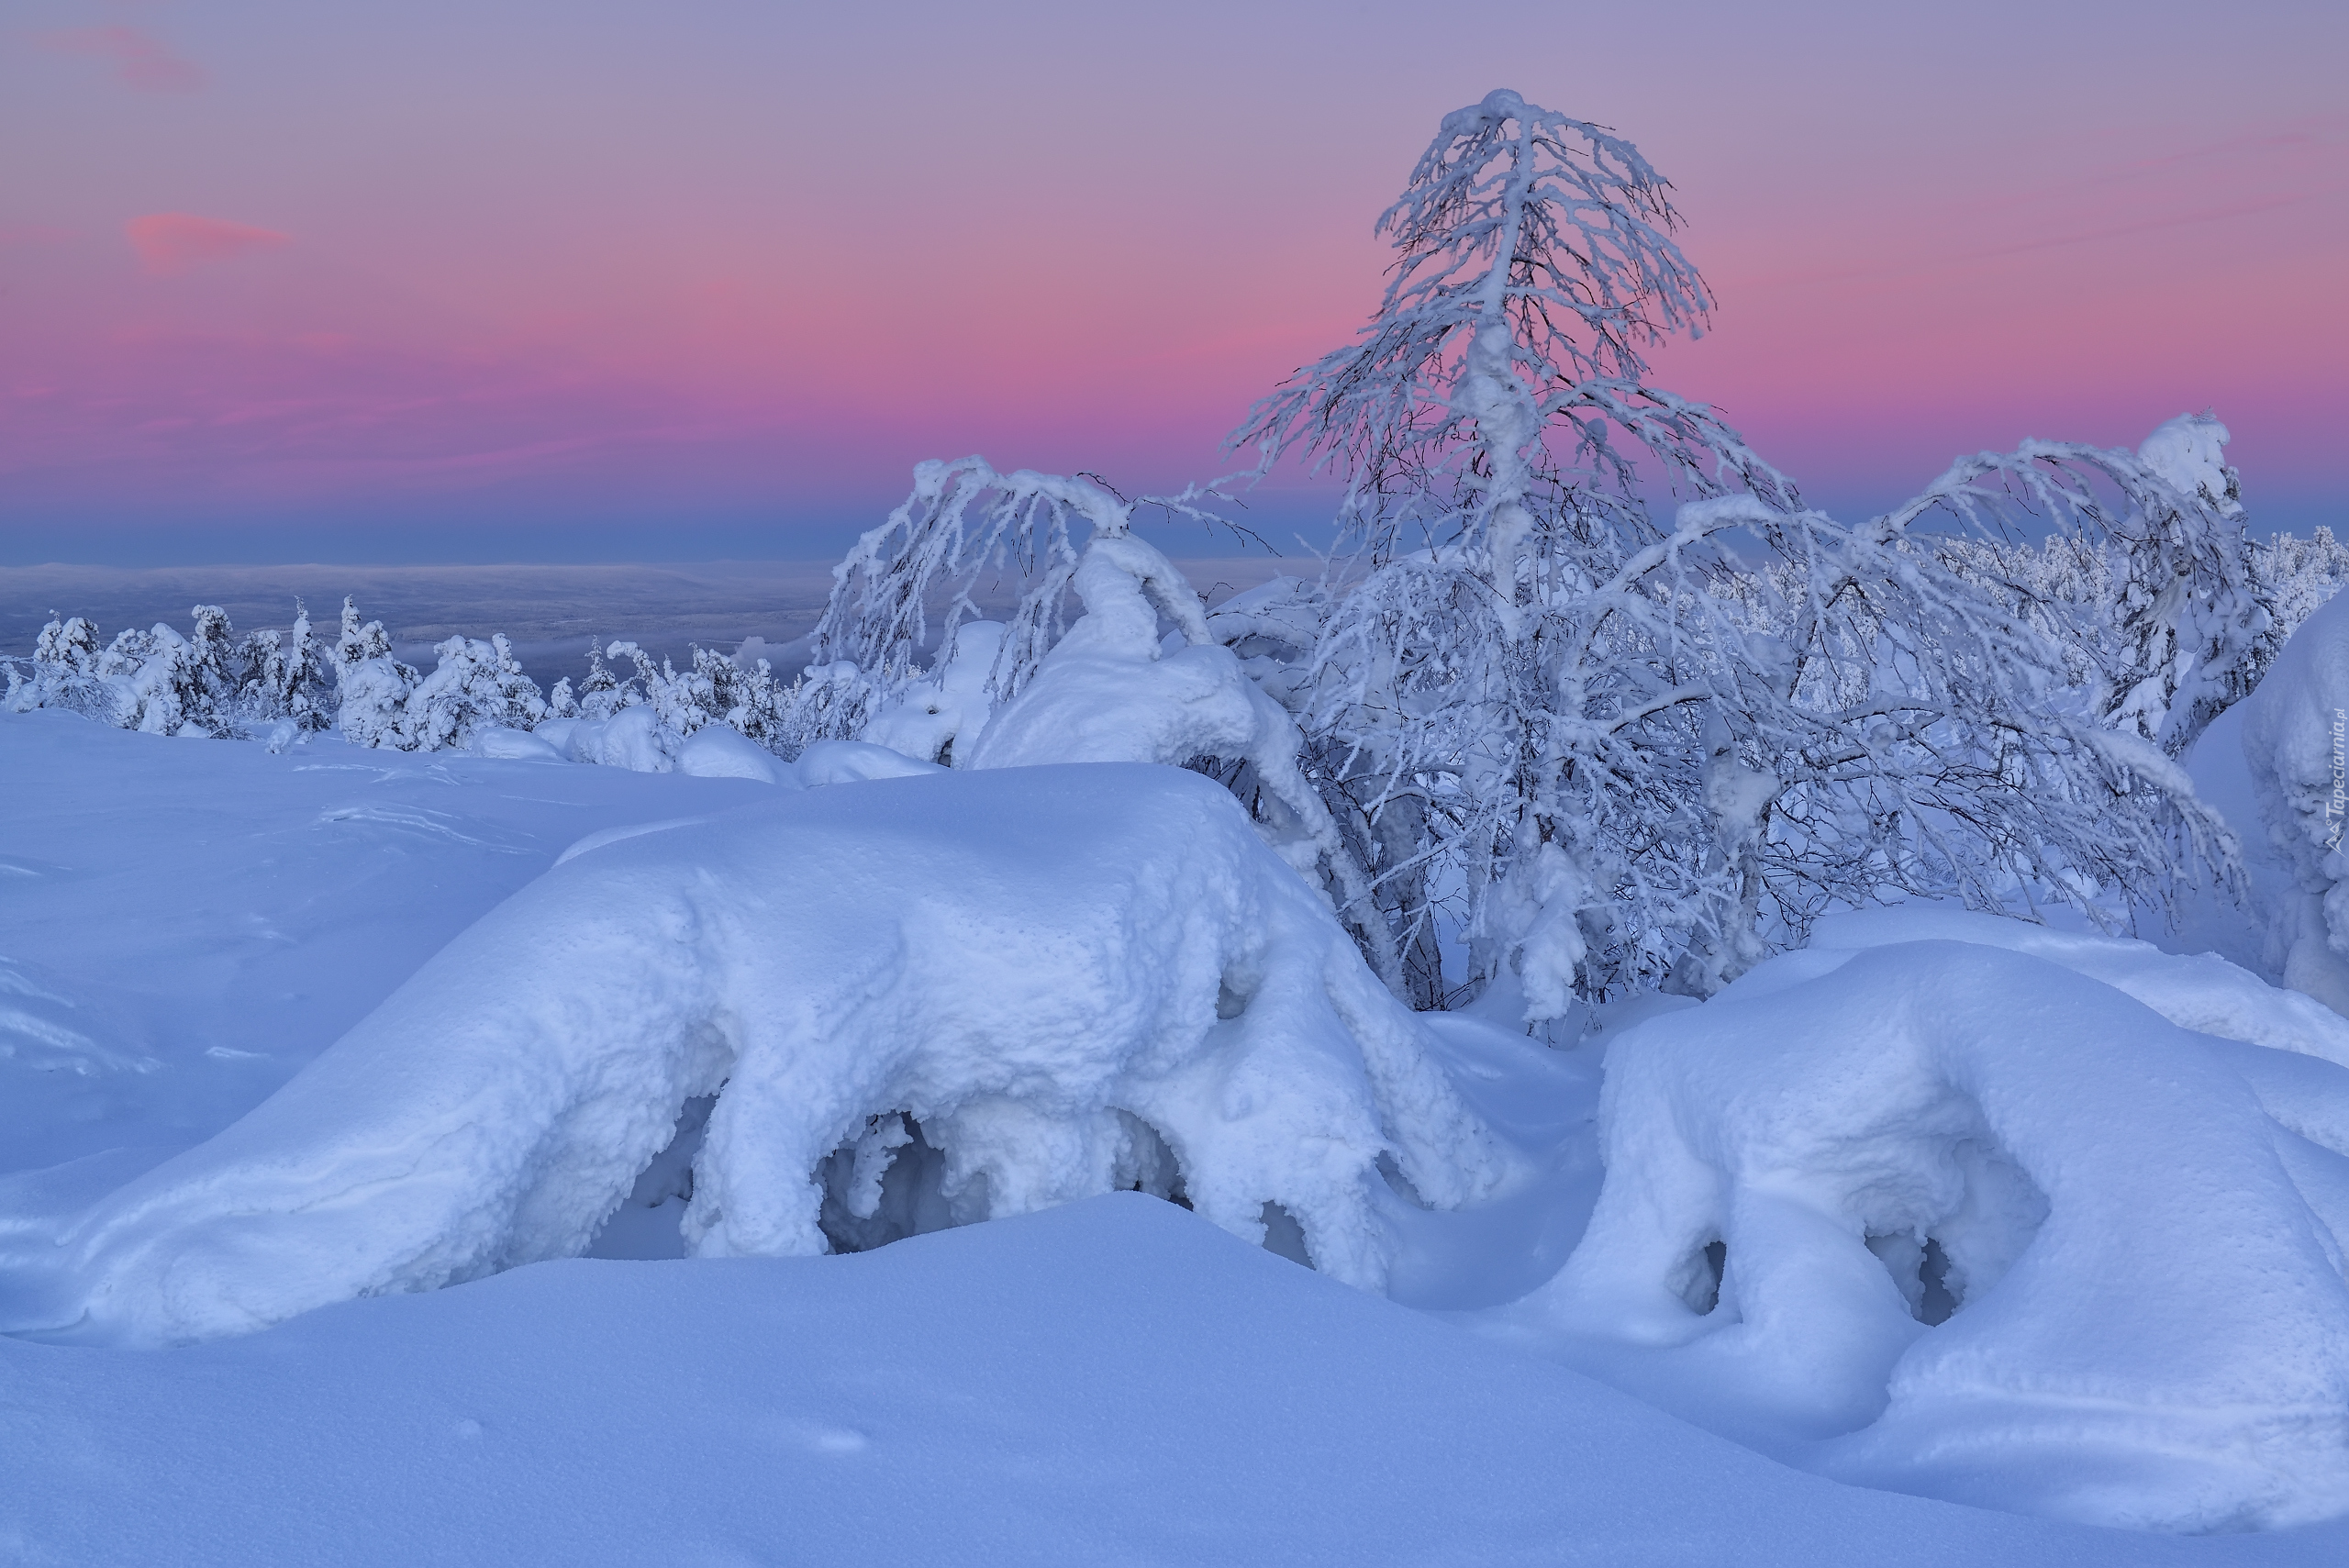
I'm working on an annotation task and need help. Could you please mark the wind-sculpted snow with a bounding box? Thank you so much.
[0,763,1507,1347]
[1525,934,2349,1530]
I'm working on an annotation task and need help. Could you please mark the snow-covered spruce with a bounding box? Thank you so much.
[1527,913,2349,1530]
[6,764,1507,1346]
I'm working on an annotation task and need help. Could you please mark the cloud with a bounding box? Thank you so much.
[39,25,206,93]
[127,214,290,276]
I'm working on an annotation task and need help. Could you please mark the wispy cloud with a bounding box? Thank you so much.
[39,25,206,93]
[126,213,290,275]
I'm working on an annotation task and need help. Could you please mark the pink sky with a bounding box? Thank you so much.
[2,0,2342,561]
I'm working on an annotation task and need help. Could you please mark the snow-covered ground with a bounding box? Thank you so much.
[6,709,2349,1562]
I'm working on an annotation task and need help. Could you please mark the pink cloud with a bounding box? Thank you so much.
[127,213,290,276]
[39,25,206,92]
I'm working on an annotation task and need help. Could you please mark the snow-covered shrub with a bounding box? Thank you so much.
[571,640,629,720]
[2256,524,2349,637]
[807,461,1404,979]
[5,764,1508,1345]
[2243,592,2349,1013]
[396,634,548,752]
[327,601,548,754]
[1531,913,2349,1530]
[13,607,255,737]
[537,639,809,766]
[674,723,785,782]
[540,704,675,772]
[235,604,336,732]
[5,617,108,718]
[333,596,418,750]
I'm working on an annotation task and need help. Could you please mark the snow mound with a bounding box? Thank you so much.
[1808,906,2349,1068]
[0,763,1507,1346]
[964,536,1370,911]
[539,706,675,772]
[968,538,1301,777]
[794,738,942,785]
[1529,935,2349,1529]
[861,619,1005,767]
[674,723,785,782]
[2243,592,2349,1015]
[469,725,564,762]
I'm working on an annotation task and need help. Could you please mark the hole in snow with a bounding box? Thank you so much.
[1117,1113,1191,1210]
[1865,1229,1962,1326]
[1671,1237,1726,1315]
[1377,1151,1431,1209]
[818,1112,957,1255]
[1215,974,1252,1020]
[1918,1237,1958,1327]
[1259,1201,1314,1269]
[584,1095,715,1261]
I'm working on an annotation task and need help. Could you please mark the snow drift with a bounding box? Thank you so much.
[0,763,1506,1347]
[2243,589,2349,1014]
[1526,912,2349,1530]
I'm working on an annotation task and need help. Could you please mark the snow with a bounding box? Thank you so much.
[1509,919,2349,1530]
[2243,590,2349,1012]
[0,756,1505,1346]
[966,538,1305,779]
[2142,411,2244,516]
[10,665,2349,1552]
[859,617,1004,766]
[674,721,786,782]
[0,709,778,1181]
[791,736,941,785]
[22,1193,2349,1568]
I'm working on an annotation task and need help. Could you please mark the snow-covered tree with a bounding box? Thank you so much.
[237,604,337,731]
[1902,414,2275,759]
[682,644,786,750]
[6,617,110,719]
[1227,90,2238,1010]
[807,458,1402,981]
[2256,525,2349,636]
[334,597,419,750]
[398,634,548,751]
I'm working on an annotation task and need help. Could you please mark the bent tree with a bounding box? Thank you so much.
[1231,90,2241,1012]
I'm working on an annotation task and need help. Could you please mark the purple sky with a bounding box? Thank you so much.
[3,0,2343,562]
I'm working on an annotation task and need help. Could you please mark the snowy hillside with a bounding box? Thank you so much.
[6,708,2349,1559]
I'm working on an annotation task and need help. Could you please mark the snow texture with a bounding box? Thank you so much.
[1,763,1505,1346]
[2243,590,2349,1014]
[23,1195,2348,1568]
[1525,910,2349,1530]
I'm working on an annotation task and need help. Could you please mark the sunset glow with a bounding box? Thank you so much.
[2,0,2341,561]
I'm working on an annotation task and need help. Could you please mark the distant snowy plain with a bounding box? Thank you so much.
[5,709,2349,1563]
